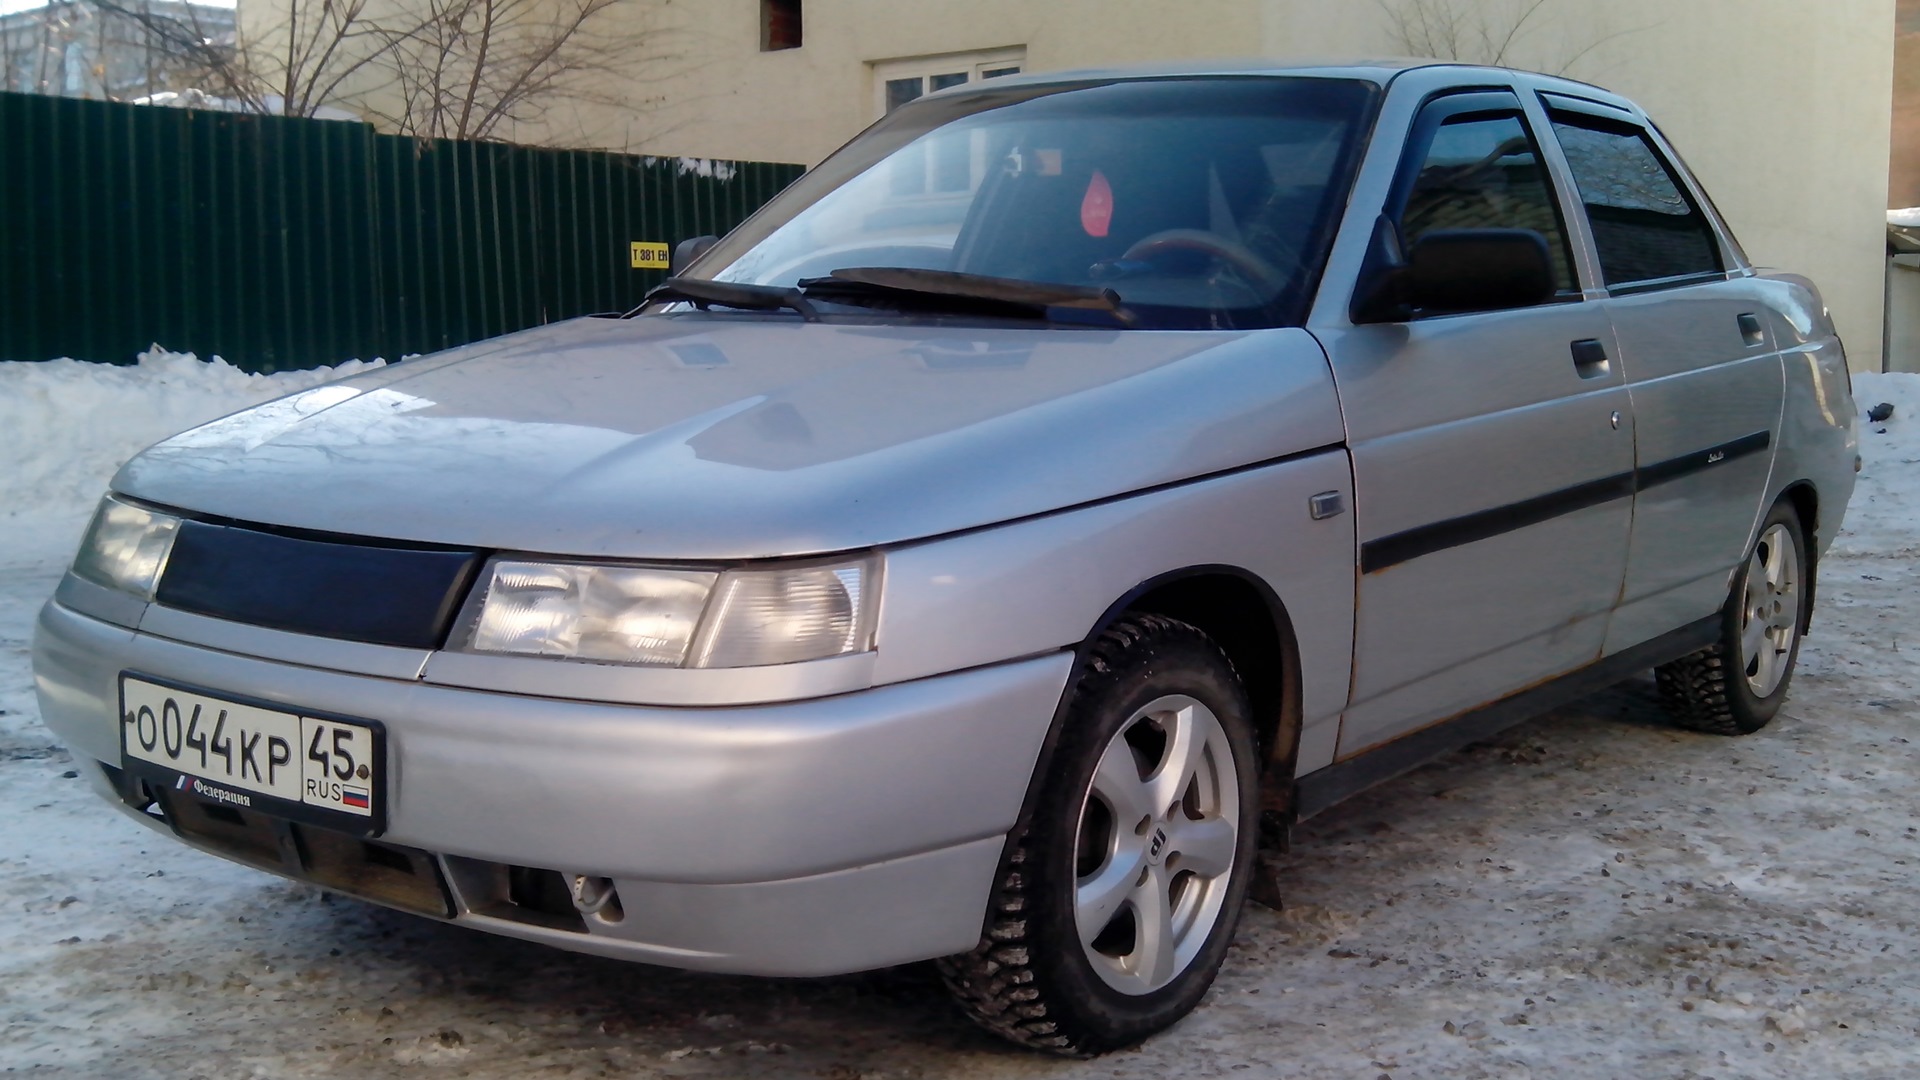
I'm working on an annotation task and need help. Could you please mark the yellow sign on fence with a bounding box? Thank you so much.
[630,241,670,270]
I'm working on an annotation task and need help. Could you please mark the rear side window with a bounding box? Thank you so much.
[1548,116,1723,288]
[1399,112,1578,295]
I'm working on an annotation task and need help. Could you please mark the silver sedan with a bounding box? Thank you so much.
[33,60,1856,1054]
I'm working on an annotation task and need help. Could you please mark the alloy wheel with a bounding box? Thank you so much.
[1739,521,1801,698]
[1072,694,1241,996]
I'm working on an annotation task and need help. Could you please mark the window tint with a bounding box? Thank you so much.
[1399,113,1576,295]
[1550,117,1722,286]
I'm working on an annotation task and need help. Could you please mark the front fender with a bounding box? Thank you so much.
[872,447,1357,775]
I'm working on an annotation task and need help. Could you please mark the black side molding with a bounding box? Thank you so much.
[1360,470,1634,574]
[1636,430,1770,491]
[1360,431,1772,574]
[1293,614,1720,821]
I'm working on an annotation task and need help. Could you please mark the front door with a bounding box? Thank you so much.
[1320,91,1635,758]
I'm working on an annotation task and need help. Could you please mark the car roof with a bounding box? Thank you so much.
[937,58,1638,112]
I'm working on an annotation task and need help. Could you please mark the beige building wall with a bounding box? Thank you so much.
[551,1,1254,162]
[314,0,1899,371]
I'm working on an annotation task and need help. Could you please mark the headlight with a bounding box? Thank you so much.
[465,553,879,668]
[470,562,717,665]
[689,558,877,668]
[71,496,180,600]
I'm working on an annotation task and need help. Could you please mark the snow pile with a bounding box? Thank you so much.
[131,89,364,124]
[645,156,741,182]
[0,347,380,554]
[1829,371,1920,558]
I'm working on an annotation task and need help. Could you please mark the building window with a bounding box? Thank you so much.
[873,47,1025,117]
[761,0,801,51]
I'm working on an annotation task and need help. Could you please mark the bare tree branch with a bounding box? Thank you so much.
[1548,20,1661,78]
[1375,0,1647,75]
[92,0,667,145]
[1488,0,1551,66]
[367,0,657,142]
[456,0,497,137]
[87,0,247,104]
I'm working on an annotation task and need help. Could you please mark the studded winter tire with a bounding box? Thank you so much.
[1655,498,1809,736]
[937,613,1260,1055]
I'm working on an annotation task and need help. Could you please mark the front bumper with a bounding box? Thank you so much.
[34,598,1073,976]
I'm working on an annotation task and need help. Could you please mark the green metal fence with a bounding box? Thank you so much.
[1,91,804,372]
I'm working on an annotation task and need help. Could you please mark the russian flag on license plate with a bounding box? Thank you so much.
[342,786,371,809]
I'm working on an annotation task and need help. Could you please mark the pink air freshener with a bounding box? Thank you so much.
[1081,169,1113,237]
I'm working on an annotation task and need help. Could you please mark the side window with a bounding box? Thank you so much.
[1399,112,1577,295]
[1548,115,1723,288]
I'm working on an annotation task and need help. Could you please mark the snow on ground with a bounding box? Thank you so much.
[0,361,1918,1078]
[0,348,381,561]
[1834,373,1920,561]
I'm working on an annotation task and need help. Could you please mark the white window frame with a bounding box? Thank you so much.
[866,47,1026,204]
[870,46,1026,118]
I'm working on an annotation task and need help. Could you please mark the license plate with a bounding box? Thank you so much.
[119,675,385,835]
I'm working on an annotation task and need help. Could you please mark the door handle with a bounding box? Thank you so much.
[1737,312,1764,347]
[1570,338,1610,379]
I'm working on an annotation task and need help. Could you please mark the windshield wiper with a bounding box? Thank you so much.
[643,277,819,321]
[798,267,1137,326]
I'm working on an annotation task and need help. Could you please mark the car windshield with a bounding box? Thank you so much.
[690,76,1379,330]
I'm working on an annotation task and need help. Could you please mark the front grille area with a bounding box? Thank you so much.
[102,764,614,936]
[443,857,591,932]
[149,780,455,918]
[155,518,482,649]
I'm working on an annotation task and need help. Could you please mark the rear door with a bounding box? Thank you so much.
[1540,97,1783,652]
[1318,90,1636,758]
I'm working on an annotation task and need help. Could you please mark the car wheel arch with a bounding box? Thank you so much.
[1004,566,1304,850]
[1778,480,1819,547]
[1111,567,1301,788]
[1776,480,1820,633]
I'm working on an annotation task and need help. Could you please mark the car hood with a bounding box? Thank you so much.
[115,315,1345,559]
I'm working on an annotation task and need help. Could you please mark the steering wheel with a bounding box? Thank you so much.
[1118,229,1291,296]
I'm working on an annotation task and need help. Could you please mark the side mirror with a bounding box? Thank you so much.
[1404,229,1554,315]
[1351,225,1554,323]
[671,234,719,277]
